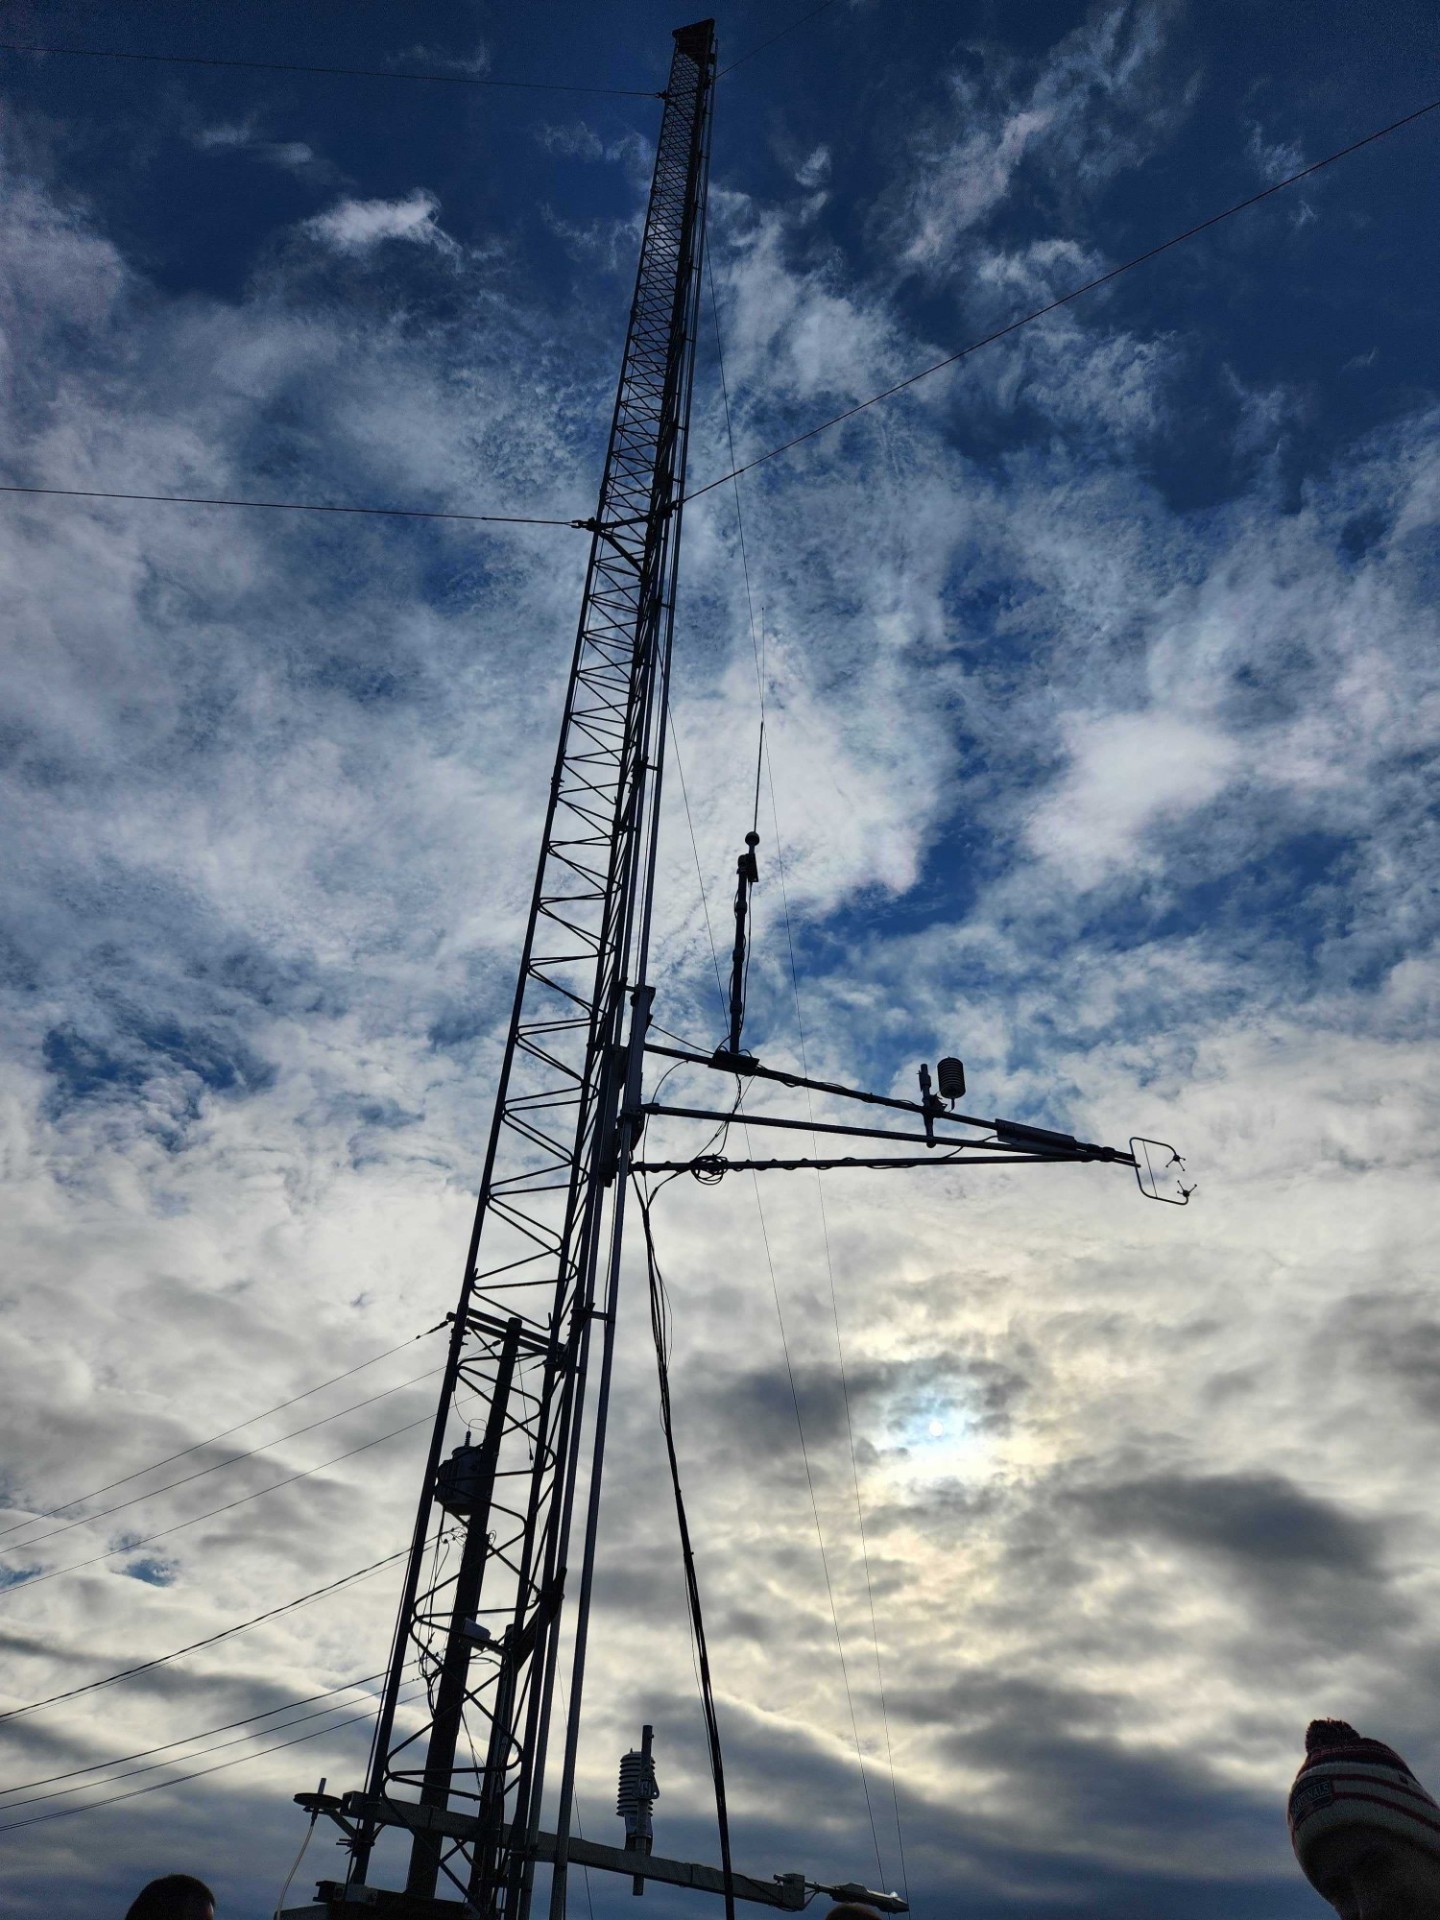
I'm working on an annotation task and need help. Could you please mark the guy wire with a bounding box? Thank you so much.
[0,1320,447,1545]
[709,226,901,1894]
[667,711,730,1030]
[762,765,911,1906]
[706,254,766,845]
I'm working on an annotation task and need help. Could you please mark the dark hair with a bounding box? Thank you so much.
[824,1908,884,1920]
[125,1875,215,1920]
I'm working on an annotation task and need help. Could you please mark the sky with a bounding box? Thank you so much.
[0,1,1438,1915]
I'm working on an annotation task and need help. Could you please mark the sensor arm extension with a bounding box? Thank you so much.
[638,1043,1187,1200]
[641,1044,1135,1166]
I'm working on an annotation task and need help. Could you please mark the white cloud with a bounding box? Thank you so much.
[1025,711,1239,885]
[1,20,1439,1914]
[304,190,449,254]
[893,3,1181,272]
[394,40,491,78]
[1247,122,1307,184]
[193,120,331,178]
[796,143,832,190]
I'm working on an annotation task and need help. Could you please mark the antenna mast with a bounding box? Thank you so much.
[301,23,717,1917]
[285,18,1186,1912]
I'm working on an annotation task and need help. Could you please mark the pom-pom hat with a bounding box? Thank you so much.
[1289,1719,1440,1885]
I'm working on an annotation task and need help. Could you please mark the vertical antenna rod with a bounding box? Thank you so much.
[329,21,717,1919]
[727,833,760,1058]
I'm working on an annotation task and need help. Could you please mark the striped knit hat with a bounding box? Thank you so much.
[1289,1719,1440,1884]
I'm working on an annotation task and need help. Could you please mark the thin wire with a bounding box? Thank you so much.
[0,1540,424,1723]
[0,1669,396,1798]
[2,1415,432,1595]
[717,1,839,79]
[0,42,661,99]
[753,607,767,840]
[0,1321,447,1543]
[0,1668,414,1813]
[709,251,902,1891]
[649,1019,712,1054]
[666,711,729,1026]
[0,1681,428,1837]
[577,1798,597,1920]
[685,95,1440,502]
[0,482,581,526]
[763,768,910,1907]
[4,1365,441,1555]
[272,1808,320,1920]
[705,253,766,841]
[554,1665,598,1920]
[740,1119,887,1889]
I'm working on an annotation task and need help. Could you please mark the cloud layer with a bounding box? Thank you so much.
[1,6,1438,1917]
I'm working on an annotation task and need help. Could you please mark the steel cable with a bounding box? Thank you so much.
[0,1540,431,1723]
[0,1416,432,1596]
[0,1679,430,1836]
[0,1669,396,1799]
[0,41,660,98]
[686,96,1440,503]
[0,1320,446,1544]
[0,483,581,525]
[3,1365,442,1556]
[0,1669,417,1814]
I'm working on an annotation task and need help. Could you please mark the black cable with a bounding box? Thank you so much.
[0,1668,396,1799]
[0,1540,422,1722]
[718,1,839,80]
[0,1320,447,1544]
[0,483,582,526]
[2,1413,431,1595]
[635,1182,736,1920]
[0,42,661,99]
[686,95,1440,502]
[0,1667,416,1813]
[648,1020,712,1055]
[5,1365,441,1556]
[0,1680,429,1836]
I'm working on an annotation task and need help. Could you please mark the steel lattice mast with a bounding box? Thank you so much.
[285,18,1187,1913]
[324,23,717,1917]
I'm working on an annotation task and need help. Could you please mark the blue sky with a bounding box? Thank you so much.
[0,2,1438,1916]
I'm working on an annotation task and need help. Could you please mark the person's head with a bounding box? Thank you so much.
[823,1908,885,1920]
[1290,1719,1440,1919]
[124,1875,215,1920]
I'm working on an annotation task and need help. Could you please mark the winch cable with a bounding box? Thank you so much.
[666,711,730,1029]
[635,1181,737,1920]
